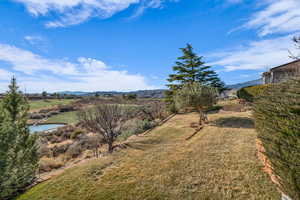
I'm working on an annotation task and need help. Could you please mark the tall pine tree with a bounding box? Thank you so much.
[0,77,38,200]
[165,44,225,110]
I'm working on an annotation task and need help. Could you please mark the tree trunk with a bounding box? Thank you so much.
[198,107,208,125]
[107,141,113,153]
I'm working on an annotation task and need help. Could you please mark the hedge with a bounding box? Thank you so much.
[253,79,300,200]
[237,84,271,102]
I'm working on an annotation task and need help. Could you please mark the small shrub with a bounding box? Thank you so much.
[65,142,83,159]
[166,103,178,114]
[174,83,217,125]
[59,105,75,112]
[70,129,84,140]
[51,143,71,157]
[38,143,52,158]
[30,113,46,119]
[39,158,64,173]
[237,84,270,102]
[119,119,157,141]
[253,79,300,199]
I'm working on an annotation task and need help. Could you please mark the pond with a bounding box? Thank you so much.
[29,124,65,133]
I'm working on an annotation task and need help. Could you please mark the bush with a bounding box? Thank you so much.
[119,119,157,141]
[59,105,75,112]
[70,129,84,140]
[38,143,52,158]
[51,143,72,157]
[65,142,83,159]
[39,158,64,173]
[30,113,47,119]
[253,79,300,199]
[174,83,217,125]
[237,84,270,102]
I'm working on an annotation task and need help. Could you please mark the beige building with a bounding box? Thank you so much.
[262,59,300,84]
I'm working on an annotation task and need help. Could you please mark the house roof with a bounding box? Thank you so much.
[270,59,300,72]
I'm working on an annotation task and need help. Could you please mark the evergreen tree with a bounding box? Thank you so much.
[0,77,38,200]
[165,44,225,110]
[205,71,227,93]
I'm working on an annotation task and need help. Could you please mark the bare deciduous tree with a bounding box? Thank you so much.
[139,102,166,121]
[78,104,131,153]
[289,36,300,60]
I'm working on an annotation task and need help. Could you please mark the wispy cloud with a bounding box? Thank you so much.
[12,0,179,28]
[0,43,157,92]
[244,0,300,36]
[208,34,296,71]
[211,0,300,73]
[24,35,44,44]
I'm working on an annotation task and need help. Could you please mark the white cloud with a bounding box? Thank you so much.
[208,35,296,71]
[212,0,300,73]
[0,43,77,75]
[24,35,44,44]
[245,0,300,36]
[0,44,156,92]
[12,0,178,27]
[0,69,14,81]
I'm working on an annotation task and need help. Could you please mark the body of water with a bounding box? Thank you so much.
[29,124,65,133]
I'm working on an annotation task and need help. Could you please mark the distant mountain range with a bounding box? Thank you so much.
[58,89,166,98]
[226,79,262,90]
[57,79,263,98]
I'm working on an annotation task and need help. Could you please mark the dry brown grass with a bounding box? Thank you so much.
[39,157,65,173]
[18,111,280,200]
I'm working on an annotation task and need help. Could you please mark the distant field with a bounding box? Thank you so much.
[18,111,280,200]
[29,99,75,110]
[45,111,79,124]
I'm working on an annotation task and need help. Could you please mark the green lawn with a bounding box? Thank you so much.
[45,111,79,124]
[29,99,75,110]
[18,111,280,200]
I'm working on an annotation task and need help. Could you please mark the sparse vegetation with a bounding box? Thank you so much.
[253,78,300,200]
[17,112,280,200]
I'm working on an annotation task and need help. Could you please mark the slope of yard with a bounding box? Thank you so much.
[18,111,280,200]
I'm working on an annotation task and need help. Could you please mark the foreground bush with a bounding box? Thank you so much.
[253,79,300,199]
[237,84,270,102]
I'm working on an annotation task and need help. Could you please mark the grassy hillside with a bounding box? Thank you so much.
[45,111,79,124]
[18,112,280,200]
[29,99,75,110]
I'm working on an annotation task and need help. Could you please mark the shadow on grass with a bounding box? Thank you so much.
[213,117,255,129]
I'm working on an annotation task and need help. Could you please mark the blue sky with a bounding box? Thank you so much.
[0,0,299,92]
